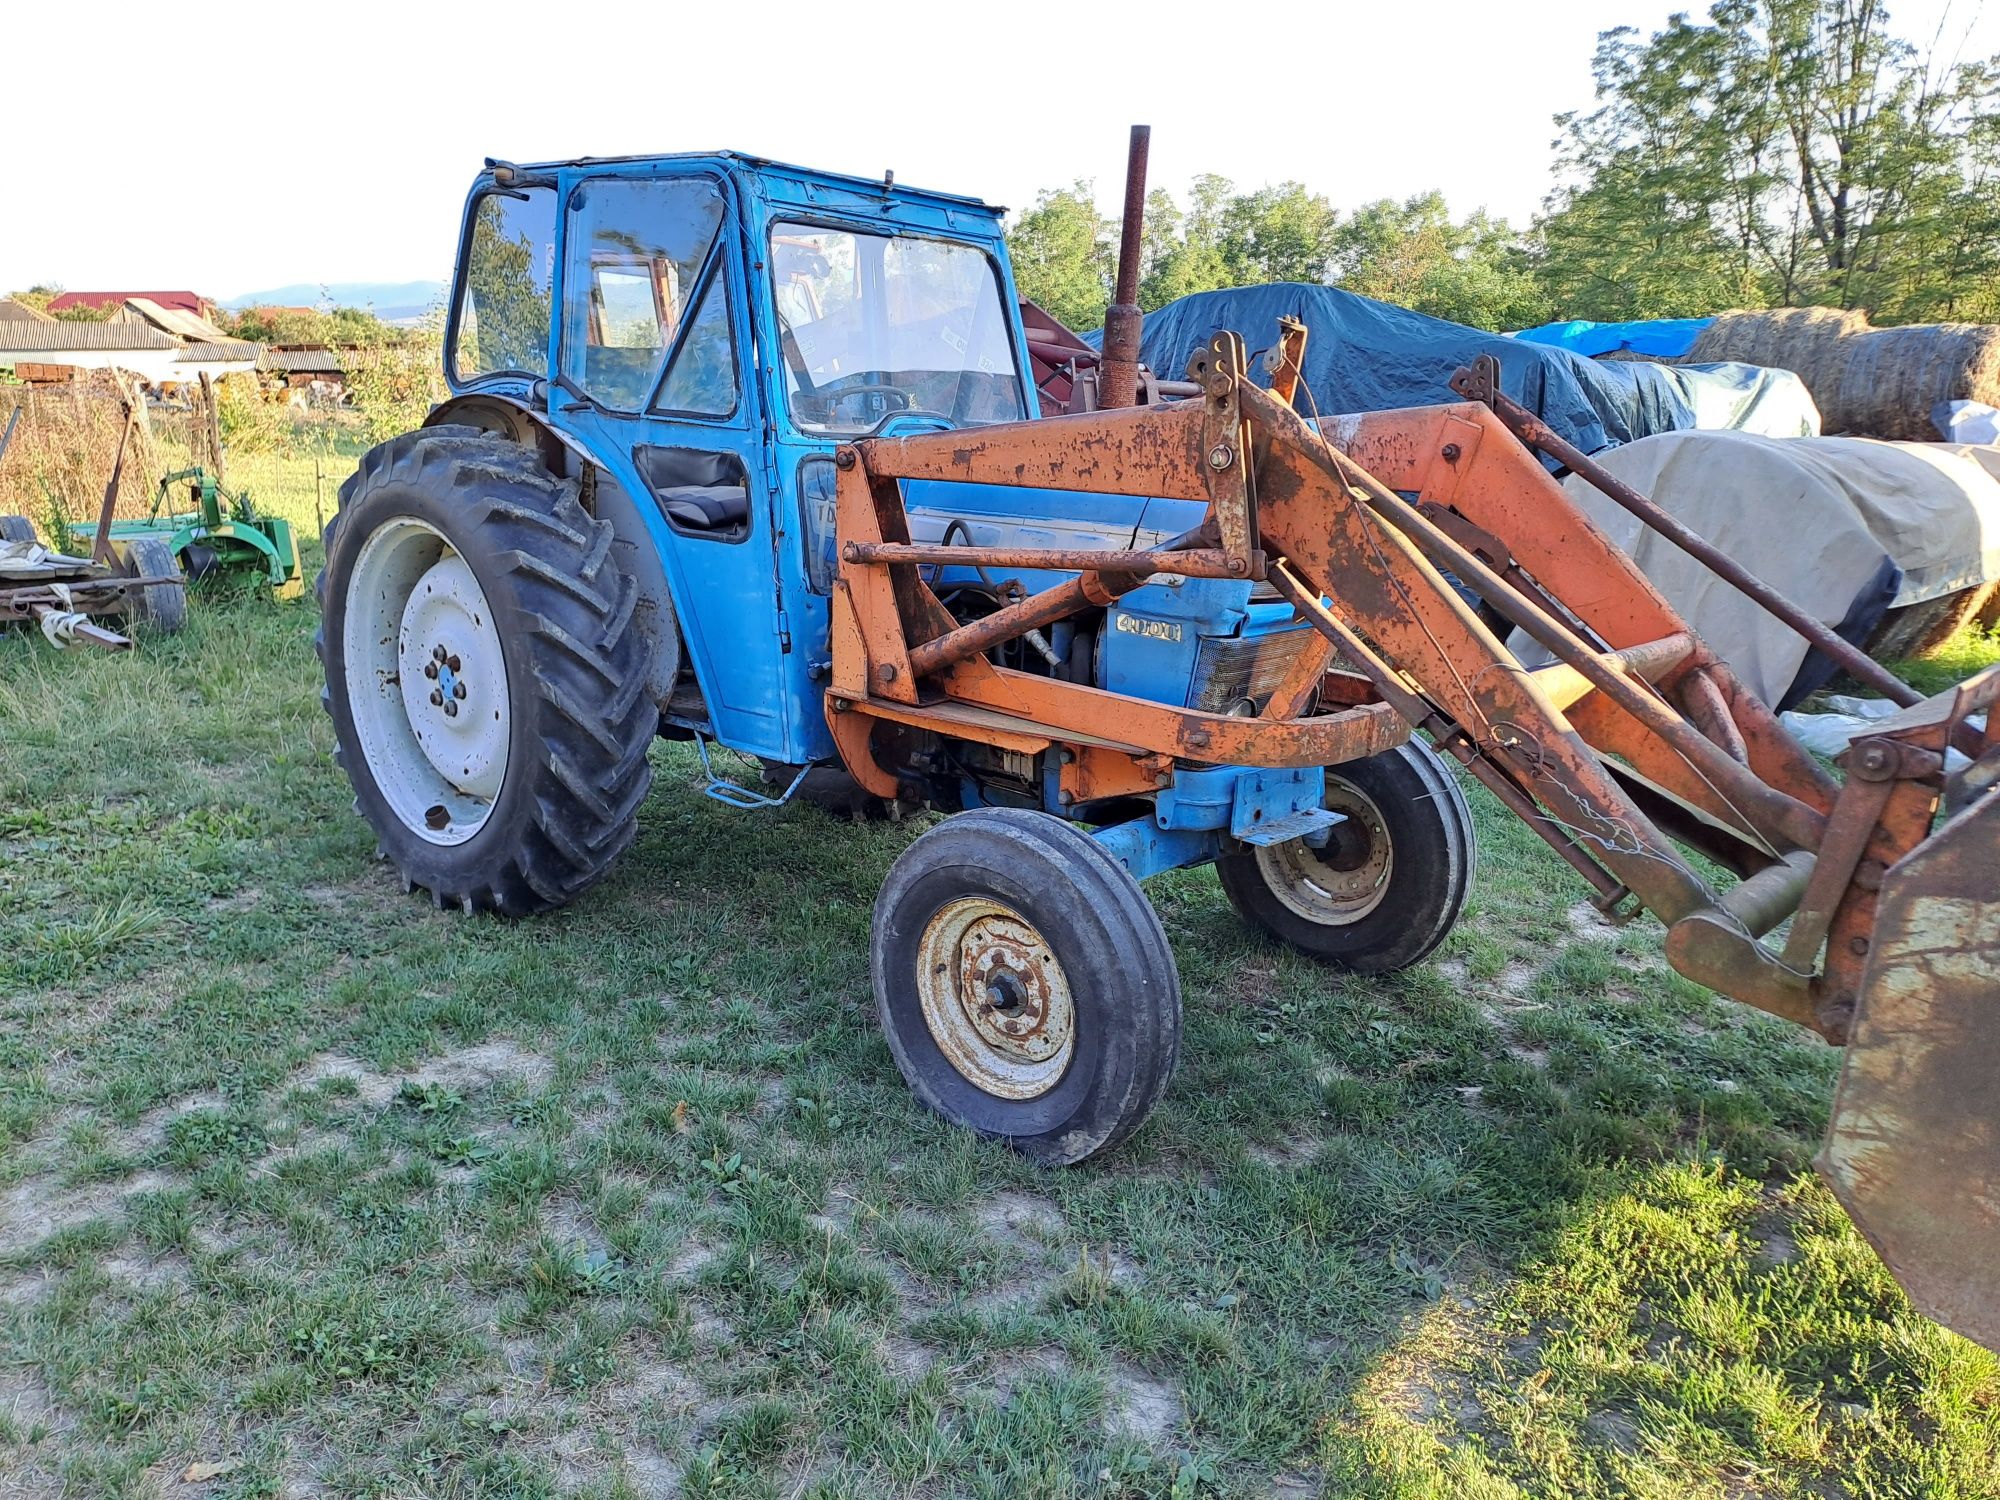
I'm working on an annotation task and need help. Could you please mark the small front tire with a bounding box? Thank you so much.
[1217,739,1475,974]
[870,808,1182,1165]
[123,534,188,633]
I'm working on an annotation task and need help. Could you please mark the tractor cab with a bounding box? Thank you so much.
[432,154,1147,778]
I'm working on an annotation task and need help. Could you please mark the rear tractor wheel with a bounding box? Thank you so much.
[0,515,39,546]
[870,808,1183,1165]
[316,427,657,915]
[1217,739,1475,974]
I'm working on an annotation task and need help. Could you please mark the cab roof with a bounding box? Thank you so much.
[487,151,1001,213]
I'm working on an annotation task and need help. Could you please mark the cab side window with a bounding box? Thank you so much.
[561,178,737,416]
[453,187,557,381]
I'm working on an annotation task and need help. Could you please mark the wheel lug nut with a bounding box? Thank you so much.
[429,688,444,706]
[443,700,459,718]
[452,681,467,700]
[424,661,439,679]
[432,644,446,663]
[447,654,461,673]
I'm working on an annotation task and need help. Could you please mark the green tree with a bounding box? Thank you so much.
[1139,176,1236,309]
[1219,182,1339,285]
[1331,194,1552,329]
[1534,0,2000,323]
[1006,182,1112,331]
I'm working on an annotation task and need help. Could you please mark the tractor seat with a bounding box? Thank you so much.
[634,446,752,535]
[657,484,750,530]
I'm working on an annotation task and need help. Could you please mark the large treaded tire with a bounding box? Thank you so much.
[1217,740,1475,974]
[871,808,1183,1165]
[316,426,656,915]
[0,515,38,546]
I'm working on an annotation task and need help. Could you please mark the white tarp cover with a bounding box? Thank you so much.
[1672,362,1822,439]
[1514,430,2000,705]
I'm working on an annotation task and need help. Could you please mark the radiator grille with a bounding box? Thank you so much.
[1188,626,1321,714]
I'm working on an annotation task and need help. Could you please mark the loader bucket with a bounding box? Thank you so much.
[1820,785,2000,1351]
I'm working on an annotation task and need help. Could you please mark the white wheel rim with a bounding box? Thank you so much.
[342,517,511,846]
[1256,778,1393,925]
[916,898,1075,1100]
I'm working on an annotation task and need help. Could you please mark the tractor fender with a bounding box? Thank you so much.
[425,394,683,713]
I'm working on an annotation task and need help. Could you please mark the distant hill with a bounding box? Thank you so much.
[224,280,447,325]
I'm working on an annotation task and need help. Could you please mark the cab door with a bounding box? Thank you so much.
[549,169,800,761]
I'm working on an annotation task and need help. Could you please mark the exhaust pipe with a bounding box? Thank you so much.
[1098,124,1150,410]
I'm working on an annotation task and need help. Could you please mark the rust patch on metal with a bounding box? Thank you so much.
[1821,789,2000,1352]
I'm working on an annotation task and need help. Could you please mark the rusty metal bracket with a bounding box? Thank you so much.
[1265,315,1308,411]
[1193,331,1262,576]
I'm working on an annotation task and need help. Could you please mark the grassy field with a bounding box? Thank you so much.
[1,437,1996,1499]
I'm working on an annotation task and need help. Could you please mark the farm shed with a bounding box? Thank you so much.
[258,345,357,392]
[0,322,259,387]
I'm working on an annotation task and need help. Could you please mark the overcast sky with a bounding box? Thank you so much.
[5,0,1994,300]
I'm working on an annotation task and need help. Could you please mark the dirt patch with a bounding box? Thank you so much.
[1565,900,1618,941]
[294,1054,400,1111]
[975,1191,1065,1254]
[540,1198,604,1254]
[1248,1134,1322,1168]
[667,1238,716,1281]
[100,1249,191,1291]
[0,1169,169,1256]
[1104,1363,1183,1445]
[292,1041,553,1113]
[882,1332,935,1381]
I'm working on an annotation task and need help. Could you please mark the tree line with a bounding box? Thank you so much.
[1009,0,2000,333]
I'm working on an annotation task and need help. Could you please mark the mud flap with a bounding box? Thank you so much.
[1819,787,2000,1352]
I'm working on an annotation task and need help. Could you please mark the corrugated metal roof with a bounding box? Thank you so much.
[123,298,235,343]
[47,290,210,314]
[0,298,55,324]
[259,348,351,373]
[176,341,262,362]
[0,322,181,352]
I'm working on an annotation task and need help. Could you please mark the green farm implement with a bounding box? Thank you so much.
[73,465,302,597]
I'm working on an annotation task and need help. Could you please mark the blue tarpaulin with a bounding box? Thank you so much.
[1088,283,1697,455]
[1511,317,1714,360]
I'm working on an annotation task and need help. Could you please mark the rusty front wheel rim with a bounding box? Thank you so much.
[915,897,1075,1100]
[1256,779,1393,925]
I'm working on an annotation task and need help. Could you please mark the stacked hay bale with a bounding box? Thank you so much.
[1686,307,2000,440]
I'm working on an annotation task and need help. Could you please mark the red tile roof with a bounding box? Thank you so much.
[47,290,211,314]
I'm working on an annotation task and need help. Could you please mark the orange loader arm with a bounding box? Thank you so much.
[826,330,2000,1352]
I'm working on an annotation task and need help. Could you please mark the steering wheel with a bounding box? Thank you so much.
[822,382,914,422]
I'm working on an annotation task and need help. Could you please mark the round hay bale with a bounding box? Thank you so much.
[1685,307,2000,439]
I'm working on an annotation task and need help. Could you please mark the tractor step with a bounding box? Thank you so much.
[1233,804,1341,847]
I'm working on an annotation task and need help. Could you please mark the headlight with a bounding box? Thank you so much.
[1188,625,1321,715]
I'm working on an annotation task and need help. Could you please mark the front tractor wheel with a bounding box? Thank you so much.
[316,427,657,915]
[871,808,1182,1165]
[1217,739,1475,974]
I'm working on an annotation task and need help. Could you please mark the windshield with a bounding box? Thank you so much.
[770,222,1025,435]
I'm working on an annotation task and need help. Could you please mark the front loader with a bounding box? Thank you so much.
[312,142,2000,1354]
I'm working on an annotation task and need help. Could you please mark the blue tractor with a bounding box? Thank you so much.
[315,150,1474,1163]
[319,141,2000,1352]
